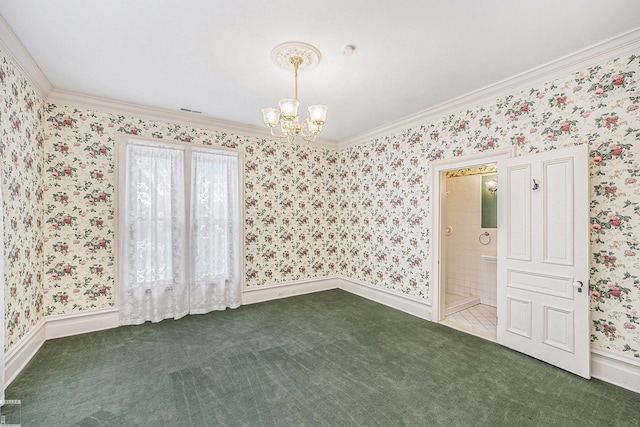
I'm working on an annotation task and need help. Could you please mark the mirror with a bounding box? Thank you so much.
[481,174,497,228]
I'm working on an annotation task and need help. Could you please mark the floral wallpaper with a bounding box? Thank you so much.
[338,54,640,358]
[1,41,639,361]
[243,138,339,284]
[42,106,338,315]
[0,51,45,350]
[337,133,431,298]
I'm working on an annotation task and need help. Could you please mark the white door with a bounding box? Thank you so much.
[497,144,590,378]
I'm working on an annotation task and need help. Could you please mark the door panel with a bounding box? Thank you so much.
[506,296,532,338]
[543,305,574,352]
[506,164,531,261]
[543,159,574,265]
[507,269,573,298]
[498,144,590,378]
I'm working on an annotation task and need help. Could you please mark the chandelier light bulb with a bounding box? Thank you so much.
[261,108,280,127]
[308,104,328,125]
[279,98,299,120]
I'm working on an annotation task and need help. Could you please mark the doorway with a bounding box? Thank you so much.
[430,148,513,341]
[440,165,498,340]
[431,145,590,377]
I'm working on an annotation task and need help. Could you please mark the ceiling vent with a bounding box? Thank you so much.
[180,108,202,114]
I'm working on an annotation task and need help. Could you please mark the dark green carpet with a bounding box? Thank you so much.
[3,290,639,426]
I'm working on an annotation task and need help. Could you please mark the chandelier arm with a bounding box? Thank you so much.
[298,128,311,138]
[268,126,287,140]
[269,121,316,143]
[298,126,320,142]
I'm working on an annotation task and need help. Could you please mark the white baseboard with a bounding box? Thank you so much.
[336,276,432,321]
[45,308,119,340]
[242,276,339,305]
[242,276,433,322]
[336,276,640,393]
[591,348,640,393]
[4,308,119,389]
[4,319,46,388]
[4,281,639,395]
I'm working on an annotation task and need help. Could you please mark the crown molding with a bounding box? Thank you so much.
[338,26,640,150]
[6,5,636,153]
[46,89,338,151]
[0,14,53,100]
[0,13,338,151]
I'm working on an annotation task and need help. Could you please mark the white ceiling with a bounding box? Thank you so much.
[1,1,639,141]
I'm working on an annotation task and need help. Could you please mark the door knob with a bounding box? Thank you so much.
[573,281,584,293]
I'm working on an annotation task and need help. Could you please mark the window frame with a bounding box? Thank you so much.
[114,134,245,310]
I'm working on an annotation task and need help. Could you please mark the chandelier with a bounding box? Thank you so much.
[261,42,328,143]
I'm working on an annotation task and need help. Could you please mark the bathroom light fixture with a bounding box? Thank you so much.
[262,42,328,143]
[485,180,498,193]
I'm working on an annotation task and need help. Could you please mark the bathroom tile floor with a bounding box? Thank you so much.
[445,304,497,340]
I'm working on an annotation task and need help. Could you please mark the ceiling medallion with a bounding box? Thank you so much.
[270,42,322,72]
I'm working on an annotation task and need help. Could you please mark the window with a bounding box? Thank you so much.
[118,138,241,325]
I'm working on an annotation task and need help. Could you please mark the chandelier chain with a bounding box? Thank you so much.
[291,56,301,100]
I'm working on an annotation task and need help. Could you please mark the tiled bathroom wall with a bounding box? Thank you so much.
[444,174,498,307]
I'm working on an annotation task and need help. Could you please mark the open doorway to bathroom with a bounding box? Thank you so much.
[440,164,498,340]
[430,148,513,342]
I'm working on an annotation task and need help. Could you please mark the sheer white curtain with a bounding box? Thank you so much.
[190,151,241,313]
[120,141,241,325]
[120,143,188,325]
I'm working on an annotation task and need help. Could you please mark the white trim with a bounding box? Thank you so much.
[242,276,339,305]
[591,348,640,394]
[45,308,119,340]
[337,276,640,392]
[4,309,119,389]
[4,284,639,395]
[46,89,339,151]
[244,275,433,321]
[3,10,637,153]
[336,276,432,321]
[0,15,53,100]
[430,148,514,324]
[115,135,245,324]
[338,27,640,150]
[338,276,640,393]
[4,319,46,389]
[121,133,242,155]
